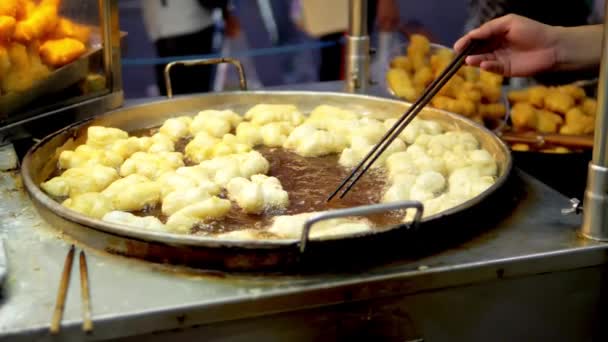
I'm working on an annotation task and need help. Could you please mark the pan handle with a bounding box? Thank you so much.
[163,57,248,98]
[299,201,424,253]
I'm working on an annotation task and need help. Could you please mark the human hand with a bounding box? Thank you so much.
[454,14,559,77]
[377,0,400,32]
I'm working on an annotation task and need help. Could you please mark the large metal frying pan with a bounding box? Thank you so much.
[20,61,512,271]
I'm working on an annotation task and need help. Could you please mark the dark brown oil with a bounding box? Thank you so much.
[49,128,404,235]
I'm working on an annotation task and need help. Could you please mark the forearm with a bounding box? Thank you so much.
[553,24,603,71]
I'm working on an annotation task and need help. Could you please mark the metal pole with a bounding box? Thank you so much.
[581,3,608,240]
[344,0,370,93]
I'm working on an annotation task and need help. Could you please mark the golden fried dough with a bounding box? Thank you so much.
[390,56,412,71]
[478,103,507,119]
[0,16,16,41]
[511,103,537,130]
[39,37,86,67]
[527,86,548,108]
[582,98,598,116]
[544,90,575,114]
[387,68,417,101]
[536,110,563,133]
[507,89,529,103]
[560,107,594,135]
[49,18,91,44]
[557,85,586,101]
[413,66,433,87]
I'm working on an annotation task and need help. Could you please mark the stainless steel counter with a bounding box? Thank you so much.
[0,82,605,342]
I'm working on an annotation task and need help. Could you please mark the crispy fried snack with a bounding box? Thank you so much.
[479,82,502,103]
[437,74,464,98]
[560,107,595,135]
[456,82,482,102]
[527,86,548,108]
[39,37,86,67]
[408,34,430,57]
[536,110,563,133]
[387,68,417,101]
[461,65,479,82]
[49,18,91,44]
[478,103,507,119]
[582,98,598,116]
[544,90,575,114]
[390,56,412,71]
[511,102,537,130]
[479,70,503,87]
[557,84,586,101]
[13,1,59,42]
[511,143,531,152]
[0,16,16,41]
[413,66,433,88]
[0,0,19,17]
[507,89,529,103]
[432,96,476,117]
[430,48,452,74]
[0,45,10,77]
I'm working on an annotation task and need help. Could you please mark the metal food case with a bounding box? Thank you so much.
[0,0,122,144]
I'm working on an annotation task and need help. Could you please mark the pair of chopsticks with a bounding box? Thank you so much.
[328,40,482,201]
[50,245,93,334]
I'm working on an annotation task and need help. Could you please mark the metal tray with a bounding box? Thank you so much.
[0,32,109,119]
[21,91,512,270]
[385,42,511,131]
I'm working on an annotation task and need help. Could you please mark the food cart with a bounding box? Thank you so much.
[0,1,607,341]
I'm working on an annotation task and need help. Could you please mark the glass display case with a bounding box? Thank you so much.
[0,0,122,144]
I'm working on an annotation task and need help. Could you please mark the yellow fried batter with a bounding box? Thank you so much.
[511,102,537,130]
[13,1,59,42]
[479,83,502,103]
[407,34,430,57]
[0,0,19,17]
[413,66,433,87]
[456,82,482,102]
[39,37,86,67]
[0,45,10,76]
[560,107,595,135]
[511,143,530,152]
[461,66,479,82]
[544,90,575,114]
[432,96,476,117]
[0,16,16,41]
[557,85,586,101]
[438,74,464,97]
[527,86,548,108]
[479,70,503,87]
[387,68,417,101]
[582,98,598,116]
[536,110,563,133]
[49,18,91,44]
[507,89,529,103]
[408,51,426,70]
[390,56,412,71]
[478,103,507,119]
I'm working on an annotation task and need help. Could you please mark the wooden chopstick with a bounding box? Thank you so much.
[50,246,95,335]
[79,251,93,333]
[328,40,482,201]
[500,131,594,149]
[50,245,75,335]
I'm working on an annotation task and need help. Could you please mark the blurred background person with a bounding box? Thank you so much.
[141,0,239,96]
[295,0,400,82]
